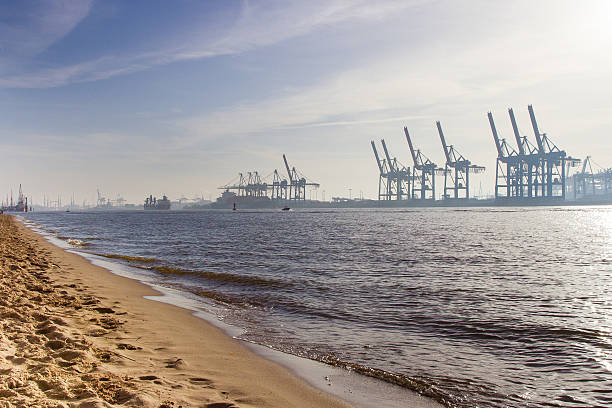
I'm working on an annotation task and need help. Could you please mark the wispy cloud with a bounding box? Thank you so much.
[0,0,422,89]
[0,0,92,58]
[175,11,612,152]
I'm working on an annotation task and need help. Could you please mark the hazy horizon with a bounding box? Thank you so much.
[2,0,611,205]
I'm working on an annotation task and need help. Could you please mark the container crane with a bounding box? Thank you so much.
[436,121,485,199]
[508,108,540,197]
[488,106,579,200]
[371,139,410,200]
[527,105,579,199]
[371,141,389,200]
[283,154,320,200]
[403,127,442,200]
[487,111,521,198]
[271,169,288,200]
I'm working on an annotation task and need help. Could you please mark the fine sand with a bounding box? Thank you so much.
[0,214,355,408]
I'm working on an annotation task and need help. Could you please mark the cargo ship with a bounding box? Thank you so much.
[144,195,171,210]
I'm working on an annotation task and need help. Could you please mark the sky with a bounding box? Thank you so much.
[1,0,611,205]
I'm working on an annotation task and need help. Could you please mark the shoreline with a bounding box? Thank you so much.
[4,215,442,408]
[1,214,353,407]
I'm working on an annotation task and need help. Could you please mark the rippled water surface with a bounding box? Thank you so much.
[24,207,612,407]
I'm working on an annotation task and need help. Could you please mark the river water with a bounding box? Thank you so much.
[23,207,612,407]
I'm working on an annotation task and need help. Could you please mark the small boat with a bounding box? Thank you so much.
[281,207,290,211]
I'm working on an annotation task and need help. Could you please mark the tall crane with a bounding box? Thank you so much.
[508,108,540,197]
[436,121,485,199]
[572,156,612,199]
[283,154,320,200]
[371,139,410,200]
[487,111,521,198]
[371,141,389,200]
[271,169,288,200]
[403,127,441,200]
[574,156,595,198]
[488,106,579,200]
[527,105,579,198]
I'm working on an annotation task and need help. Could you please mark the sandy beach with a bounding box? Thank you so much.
[0,214,355,408]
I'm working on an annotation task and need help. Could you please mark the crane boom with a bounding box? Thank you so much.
[371,141,384,174]
[508,108,525,155]
[487,112,504,158]
[436,121,452,164]
[581,156,590,175]
[527,105,545,154]
[380,139,395,172]
[403,127,418,166]
[282,154,293,182]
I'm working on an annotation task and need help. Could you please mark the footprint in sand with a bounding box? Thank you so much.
[165,358,186,369]
[58,349,86,361]
[190,377,212,385]
[116,343,141,351]
[45,340,65,350]
[93,307,115,314]
[138,375,158,380]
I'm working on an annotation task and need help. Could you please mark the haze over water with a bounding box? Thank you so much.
[24,207,612,407]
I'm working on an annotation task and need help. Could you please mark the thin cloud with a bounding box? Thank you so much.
[0,0,422,89]
[176,13,612,148]
[0,0,92,58]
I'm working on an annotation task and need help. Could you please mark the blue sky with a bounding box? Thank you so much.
[1,0,611,205]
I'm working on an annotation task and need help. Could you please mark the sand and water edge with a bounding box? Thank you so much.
[0,214,441,408]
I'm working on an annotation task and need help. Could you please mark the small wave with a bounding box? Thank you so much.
[96,253,159,263]
[316,355,451,406]
[150,265,290,288]
[66,239,90,247]
[192,289,254,307]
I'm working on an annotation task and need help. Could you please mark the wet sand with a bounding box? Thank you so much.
[0,214,355,408]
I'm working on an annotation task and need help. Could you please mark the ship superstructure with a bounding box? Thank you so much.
[144,195,171,210]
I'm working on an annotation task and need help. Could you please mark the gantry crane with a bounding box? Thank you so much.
[283,154,320,200]
[371,141,389,200]
[508,107,541,198]
[527,105,580,199]
[487,111,522,199]
[571,156,612,199]
[436,121,485,199]
[404,127,442,200]
[371,140,410,200]
[270,169,288,200]
[488,105,579,200]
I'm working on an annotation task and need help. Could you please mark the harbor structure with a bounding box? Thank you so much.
[404,127,444,200]
[569,156,612,199]
[218,154,320,203]
[371,139,411,200]
[436,121,485,199]
[283,154,320,201]
[488,105,580,201]
[367,105,603,205]
[1,184,28,212]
